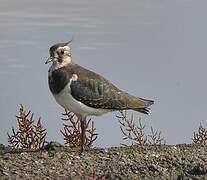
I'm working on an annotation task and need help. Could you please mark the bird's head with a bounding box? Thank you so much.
[45,40,72,66]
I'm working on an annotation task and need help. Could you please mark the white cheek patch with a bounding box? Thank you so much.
[57,46,72,61]
[64,46,71,51]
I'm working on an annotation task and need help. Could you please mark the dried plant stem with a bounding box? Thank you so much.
[117,111,147,146]
[192,123,207,145]
[8,104,47,150]
[118,110,166,146]
[60,109,98,148]
[148,126,166,145]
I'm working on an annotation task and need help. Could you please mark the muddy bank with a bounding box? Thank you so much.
[0,144,206,179]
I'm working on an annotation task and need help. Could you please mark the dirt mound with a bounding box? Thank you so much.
[0,144,206,179]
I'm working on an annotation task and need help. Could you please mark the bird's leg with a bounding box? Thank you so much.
[80,116,86,154]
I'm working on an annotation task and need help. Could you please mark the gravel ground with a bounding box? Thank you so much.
[0,143,206,180]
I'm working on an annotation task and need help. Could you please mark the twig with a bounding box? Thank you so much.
[117,110,147,146]
[192,123,207,145]
[7,104,47,150]
[148,126,166,145]
[60,109,98,148]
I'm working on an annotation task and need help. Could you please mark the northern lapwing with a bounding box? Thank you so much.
[45,41,154,153]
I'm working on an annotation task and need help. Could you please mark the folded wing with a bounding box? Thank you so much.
[70,65,154,114]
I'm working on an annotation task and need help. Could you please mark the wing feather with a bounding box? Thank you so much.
[69,64,153,112]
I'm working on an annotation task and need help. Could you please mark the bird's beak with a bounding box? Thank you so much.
[45,57,53,64]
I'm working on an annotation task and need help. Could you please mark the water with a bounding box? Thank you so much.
[0,0,207,147]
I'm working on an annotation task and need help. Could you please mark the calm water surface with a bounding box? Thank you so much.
[0,0,207,147]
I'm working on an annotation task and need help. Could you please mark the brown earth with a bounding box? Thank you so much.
[0,143,206,180]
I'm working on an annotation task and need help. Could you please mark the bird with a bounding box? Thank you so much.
[45,40,154,153]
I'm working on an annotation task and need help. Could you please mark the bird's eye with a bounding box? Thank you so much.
[60,49,65,54]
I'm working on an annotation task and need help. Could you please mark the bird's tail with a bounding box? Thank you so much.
[131,97,154,115]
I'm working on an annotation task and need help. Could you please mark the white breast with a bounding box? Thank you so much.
[53,84,110,117]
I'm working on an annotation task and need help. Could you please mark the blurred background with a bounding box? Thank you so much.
[0,0,206,147]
